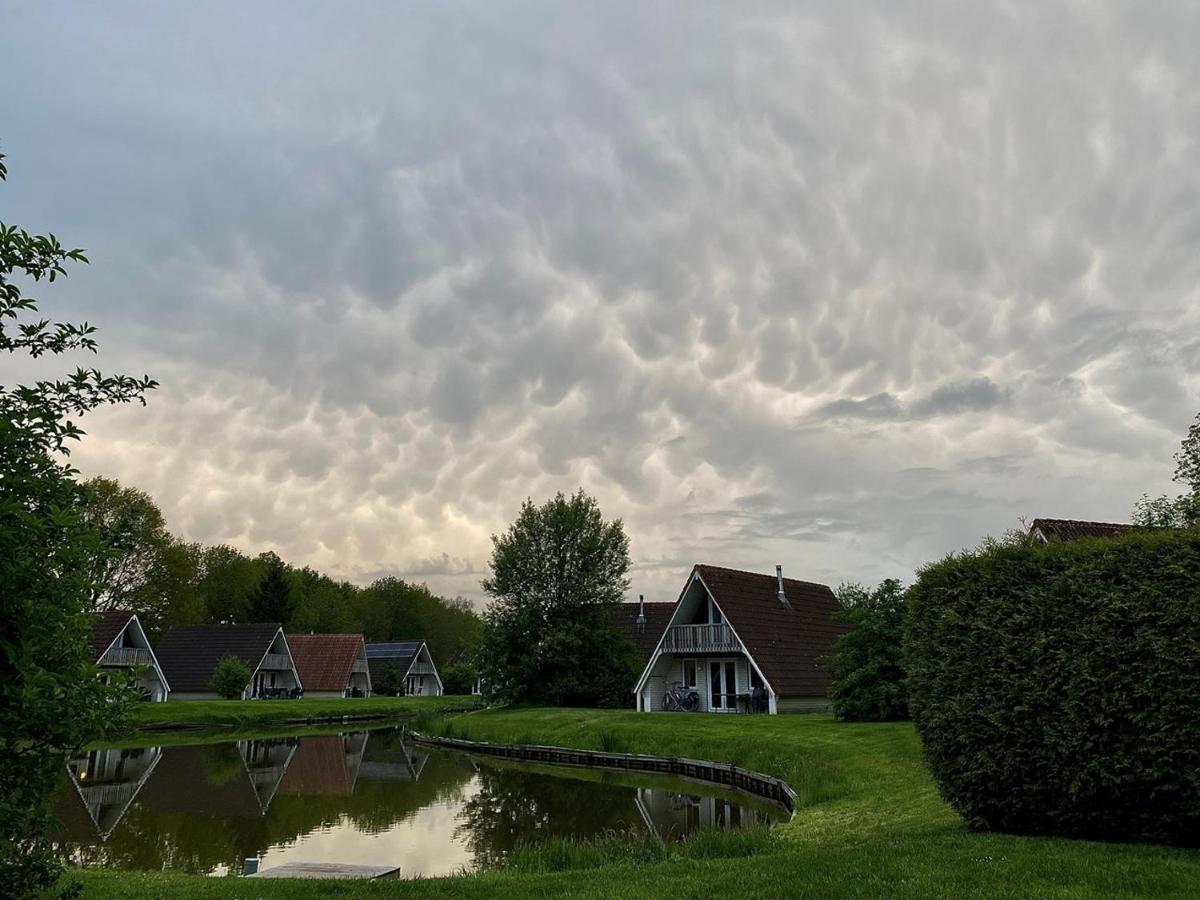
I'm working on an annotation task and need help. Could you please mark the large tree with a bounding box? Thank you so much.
[1133,410,1200,527]
[245,552,297,626]
[0,146,153,896]
[477,490,637,707]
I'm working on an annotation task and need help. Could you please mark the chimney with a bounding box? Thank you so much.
[776,565,789,605]
[636,594,646,632]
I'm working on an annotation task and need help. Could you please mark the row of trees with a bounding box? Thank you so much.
[79,476,481,666]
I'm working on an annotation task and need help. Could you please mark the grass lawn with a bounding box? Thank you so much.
[125,694,476,732]
[72,708,1200,899]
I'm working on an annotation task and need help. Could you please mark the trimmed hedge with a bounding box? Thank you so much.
[907,528,1200,846]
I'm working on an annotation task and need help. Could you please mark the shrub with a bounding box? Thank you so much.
[210,655,252,699]
[374,661,404,696]
[907,528,1200,845]
[827,579,908,721]
[441,659,477,695]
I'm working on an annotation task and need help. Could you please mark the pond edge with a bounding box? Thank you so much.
[407,730,797,815]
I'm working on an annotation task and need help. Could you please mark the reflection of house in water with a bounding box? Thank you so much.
[357,737,428,782]
[63,746,162,840]
[239,738,298,812]
[278,733,368,796]
[634,787,772,842]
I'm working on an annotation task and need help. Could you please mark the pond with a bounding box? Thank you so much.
[55,727,785,878]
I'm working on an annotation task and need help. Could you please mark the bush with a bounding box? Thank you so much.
[210,655,252,699]
[907,528,1200,845]
[441,659,477,695]
[827,579,908,721]
[373,661,404,696]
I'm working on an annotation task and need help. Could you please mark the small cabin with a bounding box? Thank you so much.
[90,610,170,701]
[364,641,443,696]
[286,634,372,698]
[154,623,301,700]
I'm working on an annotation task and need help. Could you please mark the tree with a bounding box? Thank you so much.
[374,661,405,696]
[827,580,908,721]
[0,146,153,897]
[197,544,261,623]
[477,490,637,707]
[210,655,252,700]
[246,553,296,626]
[1132,410,1200,528]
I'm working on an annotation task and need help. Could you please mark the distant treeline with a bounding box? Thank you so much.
[82,477,480,666]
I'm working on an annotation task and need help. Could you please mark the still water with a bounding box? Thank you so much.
[55,727,783,878]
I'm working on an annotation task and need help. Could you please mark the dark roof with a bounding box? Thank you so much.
[155,623,283,692]
[90,610,135,661]
[287,634,364,692]
[613,601,676,662]
[693,565,849,698]
[1030,518,1135,541]
[365,640,422,681]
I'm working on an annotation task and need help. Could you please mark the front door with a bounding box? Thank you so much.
[709,661,736,711]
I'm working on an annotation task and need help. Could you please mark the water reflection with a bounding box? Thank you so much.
[56,728,781,878]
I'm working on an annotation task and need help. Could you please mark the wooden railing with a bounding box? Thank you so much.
[100,646,152,667]
[660,623,740,654]
[259,653,292,670]
[351,658,368,673]
[408,662,436,674]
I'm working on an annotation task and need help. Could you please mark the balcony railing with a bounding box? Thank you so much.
[351,658,368,673]
[258,653,292,670]
[660,623,740,654]
[100,646,152,667]
[408,662,436,675]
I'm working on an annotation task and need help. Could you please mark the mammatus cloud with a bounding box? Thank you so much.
[4,2,1197,605]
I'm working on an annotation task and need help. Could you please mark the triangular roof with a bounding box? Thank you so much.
[613,601,676,662]
[89,609,136,661]
[155,623,285,692]
[364,640,422,679]
[279,736,353,796]
[1029,517,1135,541]
[287,634,366,692]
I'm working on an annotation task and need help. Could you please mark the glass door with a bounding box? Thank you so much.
[709,661,737,711]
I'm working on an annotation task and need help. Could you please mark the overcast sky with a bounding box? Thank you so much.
[4,2,1198,605]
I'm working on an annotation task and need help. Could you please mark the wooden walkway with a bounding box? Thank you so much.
[249,861,400,879]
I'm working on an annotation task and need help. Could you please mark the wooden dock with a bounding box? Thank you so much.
[249,861,400,879]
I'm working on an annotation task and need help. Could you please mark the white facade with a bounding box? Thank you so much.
[404,643,444,696]
[634,571,777,714]
[96,614,170,702]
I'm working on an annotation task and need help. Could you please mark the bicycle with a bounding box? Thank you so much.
[662,680,700,712]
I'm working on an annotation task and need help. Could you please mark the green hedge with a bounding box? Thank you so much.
[906,528,1200,846]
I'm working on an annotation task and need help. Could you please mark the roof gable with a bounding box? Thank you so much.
[1030,518,1135,541]
[287,634,365,692]
[90,610,135,661]
[155,623,283,692]
[693,565,848,697]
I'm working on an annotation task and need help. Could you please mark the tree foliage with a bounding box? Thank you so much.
[245,553,296,625]
[827,579,908,721]
[373,661,405,696]
[477,490,637,707]
[907,529,1200,845]
[209,655,253,700]
[1132,410,1200,527]
[0,145,150,897]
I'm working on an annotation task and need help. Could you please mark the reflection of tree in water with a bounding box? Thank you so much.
[199,743,245,787]
[455,763,646,868]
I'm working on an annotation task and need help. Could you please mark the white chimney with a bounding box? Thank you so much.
[776,565,789,605]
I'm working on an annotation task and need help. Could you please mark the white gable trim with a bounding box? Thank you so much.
[249,627,303,694]
[632,568,777,703]
[95,613,172,695]
[402,641,444,694]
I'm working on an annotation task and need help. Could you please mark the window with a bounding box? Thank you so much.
[682,660,697,688]
[710,600,723,624]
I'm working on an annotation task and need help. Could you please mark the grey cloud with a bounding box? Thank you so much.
[4,1,1198,606]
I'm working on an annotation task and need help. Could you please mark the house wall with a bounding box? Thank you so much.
[639,654,757,713]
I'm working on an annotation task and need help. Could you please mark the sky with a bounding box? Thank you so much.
[4,2,1198,606]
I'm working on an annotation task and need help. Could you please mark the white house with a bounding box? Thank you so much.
[633,564,848,715]
[90,610,170,701]
[365,640,443,696]
[154,623,302,700]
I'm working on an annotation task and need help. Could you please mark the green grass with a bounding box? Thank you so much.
[126,694,475,732]
[71,708,1200,898]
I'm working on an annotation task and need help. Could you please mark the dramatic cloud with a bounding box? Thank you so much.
[4,2,1198,604]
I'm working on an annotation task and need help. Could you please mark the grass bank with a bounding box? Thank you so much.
[73,708,1200,898]
[125,694,476,733]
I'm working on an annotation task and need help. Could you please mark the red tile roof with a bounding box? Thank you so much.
[287,634,365,692]
[693,564,849,699]
[1030,518,1135,541]
[89,609,135,661]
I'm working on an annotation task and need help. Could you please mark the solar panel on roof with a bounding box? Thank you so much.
[365,641,421,656]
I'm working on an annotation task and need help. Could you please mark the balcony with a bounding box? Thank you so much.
[659,623,740,654]
[408,661,436,675]
[351,658,369,673]
[258,653,292,670]
[100,646,152,667]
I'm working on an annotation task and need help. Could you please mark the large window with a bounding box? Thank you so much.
[682,660,697,688]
